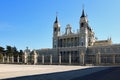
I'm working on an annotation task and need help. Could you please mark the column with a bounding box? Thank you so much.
[11,56,14,63]
[7,56,9,63]
[17,55,20,63]
[33,50,38,65]
[80,52,84,65]
[113,55,115,64]
[96,52,101,65]
[42,54,44,64]
[2,56,5,63]
[59,53,61,64]
[50,54,52,64]
[69,52,71,64]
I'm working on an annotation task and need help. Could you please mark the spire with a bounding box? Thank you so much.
[54,16,58,23]
[54,12,58,23]
[81,9,85,18]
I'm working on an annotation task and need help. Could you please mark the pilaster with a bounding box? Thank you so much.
[69,52,71,64]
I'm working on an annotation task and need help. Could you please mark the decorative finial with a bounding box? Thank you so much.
[56,11,58,17]
[81,5,85,18]
[82,4,84,10]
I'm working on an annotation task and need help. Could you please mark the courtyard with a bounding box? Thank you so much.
[0,64,109,80]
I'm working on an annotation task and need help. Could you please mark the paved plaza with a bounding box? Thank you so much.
[0,64,109,80]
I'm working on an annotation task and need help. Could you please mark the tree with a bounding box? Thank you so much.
[13,46,19,57]
[0,46,5,53]
[0,46,5,60]
[0,45,25,63]
[19,50,24,62]
[6,45,14,56]
[19,50,24,56]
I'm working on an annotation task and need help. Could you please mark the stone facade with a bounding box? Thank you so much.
[23,9,120,65]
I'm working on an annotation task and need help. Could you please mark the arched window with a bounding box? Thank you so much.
[81,23,84,27]
[54,28,57,32]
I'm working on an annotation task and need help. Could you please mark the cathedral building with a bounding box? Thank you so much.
[1,8,119,65]
[23,9,120,65]
[50,9,116,65]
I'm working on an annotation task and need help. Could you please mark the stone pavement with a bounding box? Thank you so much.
[0,64,109,80]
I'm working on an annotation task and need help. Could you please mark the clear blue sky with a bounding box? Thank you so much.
[0,0,120,50]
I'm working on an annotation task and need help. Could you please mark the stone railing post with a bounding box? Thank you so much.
[42,54,44,64]
[59,53,61,64]
[50,54,52,64]
[96,51,101,65]
[7,56,9,63]
[113,55,115,64]
[11,56,14,63]
[24,52,28,64]
[2,56,5,63]
[17,55,20,63]
[80,52,84,65]
[33,50,38,65]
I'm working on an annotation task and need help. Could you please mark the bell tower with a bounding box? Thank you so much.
[53,16,60,37]
[53,15,60,48]
[79,9,88,48]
